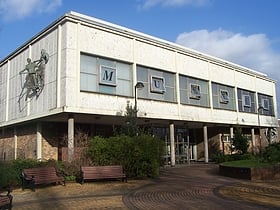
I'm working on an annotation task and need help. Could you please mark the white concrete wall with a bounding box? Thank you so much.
[66,19,277,127]
[0,27,59,125]
[0,12,278,128]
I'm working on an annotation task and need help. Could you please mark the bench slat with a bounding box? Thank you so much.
[81,165,127,183]
[22,166,65,191]
[0,189,13,209]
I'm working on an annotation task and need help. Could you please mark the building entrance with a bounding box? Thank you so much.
[152,127,196,165]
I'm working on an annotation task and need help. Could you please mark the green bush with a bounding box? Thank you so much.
[87,135,129,166]
[0,159,81,188]
[212,151,226,163]
[262,142,280,163]
[232,128,249,154]
[0,159,43,188]
[212,152,255,164]
[124,134,163,178]
[87,134,164,178]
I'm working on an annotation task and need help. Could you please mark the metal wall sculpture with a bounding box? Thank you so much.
[19,49,49,101]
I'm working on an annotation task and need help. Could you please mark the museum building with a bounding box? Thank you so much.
[0,11,278,165]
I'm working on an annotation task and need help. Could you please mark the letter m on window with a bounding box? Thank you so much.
[99,65,117,86]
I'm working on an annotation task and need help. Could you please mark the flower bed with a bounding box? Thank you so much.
[219,164,280,180]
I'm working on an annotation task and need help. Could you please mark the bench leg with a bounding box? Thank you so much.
[31,181,35,192]
[8,194,13,210]
[21,178,25,191]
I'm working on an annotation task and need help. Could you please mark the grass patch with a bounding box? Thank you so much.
[221,159,271,168]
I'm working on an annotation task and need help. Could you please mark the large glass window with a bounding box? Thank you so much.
[257,93,274,116]
[212,83,236,110]
[136,65,176,102]
[179,75,210,107]
[237,88,256,113]
[80,54,132,96]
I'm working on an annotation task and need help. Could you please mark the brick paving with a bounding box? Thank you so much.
[124,164,280,209]
[10,163,280,209]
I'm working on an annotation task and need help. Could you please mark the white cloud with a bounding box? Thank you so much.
[0,0,62,21]
[176,29,280,78]
[139,0,209,9]
[176,29,280,116]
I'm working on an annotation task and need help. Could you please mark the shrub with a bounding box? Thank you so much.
[87,135,129,166]
[86,134,164,178]
[0,159,43,188]
[0,159,81,188]
[232,128,249,154]
[262,142,280,163]
[212,151,226,163]
[124,134,163,178]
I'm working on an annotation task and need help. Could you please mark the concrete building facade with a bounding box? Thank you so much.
[0,12,278,165]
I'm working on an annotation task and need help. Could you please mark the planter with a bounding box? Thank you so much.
[219,164,280,180]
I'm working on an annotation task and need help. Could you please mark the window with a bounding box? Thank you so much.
[262,98,269,110]
[80,54,132,96]
[220,90,229,104]
[221,134,232,142]
[179,75,210,107]
[242,95,251,107]
[136,65,176,102]
[99,65,117,86]
[190,84,201,99]
[237,89,256,113]
[257,93,274,116]
[150,76,165,94]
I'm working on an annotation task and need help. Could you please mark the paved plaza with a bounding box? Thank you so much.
[11,163,280,209]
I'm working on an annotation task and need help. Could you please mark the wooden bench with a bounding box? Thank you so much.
[21,167,65,191]
[80,165,127,184]
[0,189,12,210]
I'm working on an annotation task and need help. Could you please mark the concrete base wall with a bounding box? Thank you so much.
[219,164,280,180]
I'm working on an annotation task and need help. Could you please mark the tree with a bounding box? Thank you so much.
[120,102,139,137]
[232,128,249,154]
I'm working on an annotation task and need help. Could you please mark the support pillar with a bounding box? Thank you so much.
[14,128,17,160]
[169,123,175,167]
[203,125,208,163]
[186,128,191,165]
[230,127,234,139]
[36,122,42,160]
[251,128,256,155]
[68,115,74,162]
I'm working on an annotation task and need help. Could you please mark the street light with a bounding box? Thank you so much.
[134,82,144,117]
[258,106,264,158]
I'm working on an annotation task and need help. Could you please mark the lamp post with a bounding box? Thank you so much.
[258,106,264,158]
[134,82,144,117]
[221,133,225,156]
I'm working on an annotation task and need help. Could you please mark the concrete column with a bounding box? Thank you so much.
[36,122,42,160]
[14,128,17,160]
[56,24,62,108]
[186,128,191,165]
[203,125,208,163]
[169,123,175,167]
[230,127,234,139]
[193,144,197,160]
[68,115,75,162]
[251,128,256,154]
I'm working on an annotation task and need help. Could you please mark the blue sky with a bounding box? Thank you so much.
[1,0,280,115]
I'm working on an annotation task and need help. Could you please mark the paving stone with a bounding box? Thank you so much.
[10,164,280,210]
